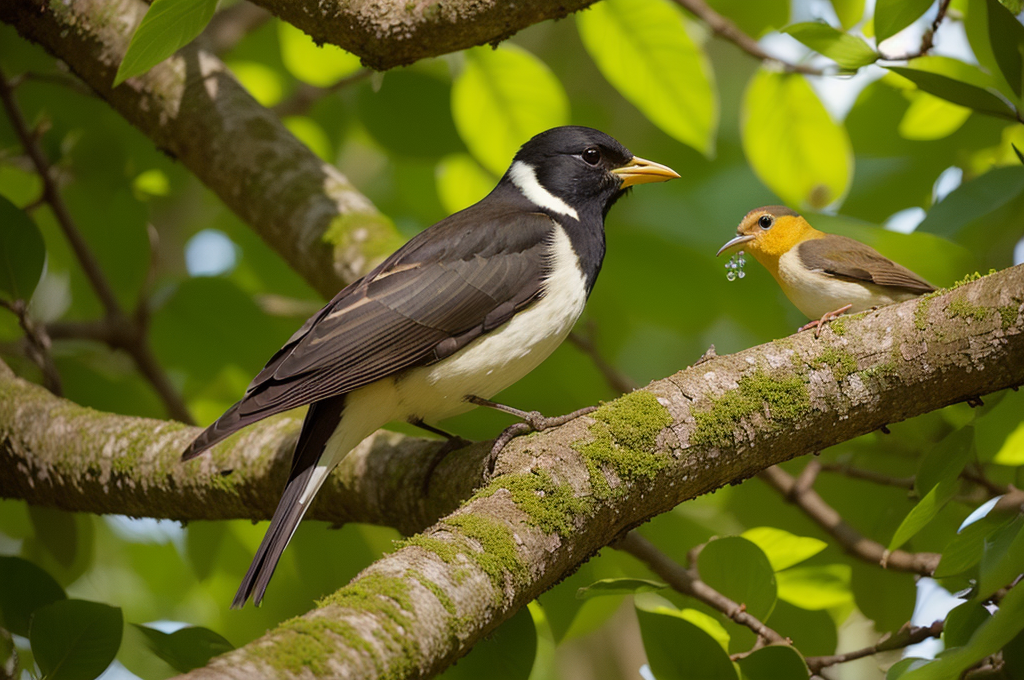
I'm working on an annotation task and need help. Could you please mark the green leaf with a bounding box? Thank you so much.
[782,22,878,69]
[898,90,973,140]
[0,195,45,304]
[831,0,866,29]
[978,514,1024,598]
[887,57,1018,121]
[30,599,122,680]
[278,21,361,87]
[697,537,777,620]
[934,513,1011,578]
[985,0,1024,98]
[993,420,1024,464]
[114,0,219,86]
[134,625,233,673]
[889,481,959,551]
[915,426,975,497]
[437,607,536,680]
[903,583,1024,680]
[435,154,496,214]
[889,658,933,679]
[576,0,718,155]
[917,165,1024,239]
[874,0,936,41]
[741,527,827,571]
[0,557,66,637]
[764,601,838,656]
[27,506,78,569]
[850,562,916,633]
[357,71,463,160]
[451,45,569,176]
[634,594,738,680]
[944,600,991,648]
[775,565,853,610]
[576,578,666,599]
[742,70,853,209]
[705,0,789,37]
[735,644,809,679]
[1000,0,1024,12]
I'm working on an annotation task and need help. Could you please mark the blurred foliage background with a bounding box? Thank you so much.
[2,0,1024,677]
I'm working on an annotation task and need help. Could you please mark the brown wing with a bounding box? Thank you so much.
[182,205,555,459]
[797,235,935,294]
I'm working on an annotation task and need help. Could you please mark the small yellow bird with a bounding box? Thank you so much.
[717,206,935,335]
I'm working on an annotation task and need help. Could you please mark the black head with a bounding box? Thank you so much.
[504,126,679,220]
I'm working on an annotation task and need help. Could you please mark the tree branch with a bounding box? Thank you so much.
[0,0,403,298]
[3,267,1023,679]
[805,620,945,673]
[759,462,941,575]
[614,531,788,647]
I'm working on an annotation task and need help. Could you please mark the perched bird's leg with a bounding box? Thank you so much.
[411,419,472,492]
[799,304,853,338]
[466,395,598,474]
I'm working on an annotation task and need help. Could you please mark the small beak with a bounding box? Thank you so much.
[611,156,680,188]
[716,234,755,257]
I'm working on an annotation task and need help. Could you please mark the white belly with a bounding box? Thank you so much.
[776,248,918,319]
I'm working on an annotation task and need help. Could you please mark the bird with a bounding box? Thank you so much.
[717,205,935,335]
[181,126,679,607]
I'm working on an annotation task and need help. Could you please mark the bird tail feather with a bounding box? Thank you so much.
[231,395,347,608]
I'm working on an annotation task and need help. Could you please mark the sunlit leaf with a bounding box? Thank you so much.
[697,537,777,620]
[451,45,569,176]
[132,169,170,198]
[782,22,878,69]
[985,0,1024,98]
[576,578,666,599]
[831,0,866,28]
[742,70,853,209]
[993,420,1024,464]
[887,57,1018,121]
[0,195,45,303]
[228,61,284,107]
[114,0,218,85]
[634,594,738,680]
[736,644,808,679]
[577,0,718,155]
[278,20,361,87]
[898,90,973,140]
[435,154,496,214]
[0,556,66,637]
[30,599,122,680]
[741,527,827,571]
[134,625,234,673]
[874,0,936,42]
[775,565,852,610]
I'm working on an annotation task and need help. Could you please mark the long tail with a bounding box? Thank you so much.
[232,394,347,608]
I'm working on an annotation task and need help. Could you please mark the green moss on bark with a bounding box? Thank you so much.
[690,369,810,448]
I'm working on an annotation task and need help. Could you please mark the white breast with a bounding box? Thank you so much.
[392,223,588,423]
[776,248,918,319]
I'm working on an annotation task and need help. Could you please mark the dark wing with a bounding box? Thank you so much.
[797,235,935,294]
[182,207,554,459]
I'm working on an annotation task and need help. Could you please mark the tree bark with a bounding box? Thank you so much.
[3,266,1023,678]
[0,0,403,297]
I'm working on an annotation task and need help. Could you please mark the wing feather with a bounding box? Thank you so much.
[798,236,935,294]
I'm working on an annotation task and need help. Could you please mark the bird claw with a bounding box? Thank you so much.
[800,304,854,338]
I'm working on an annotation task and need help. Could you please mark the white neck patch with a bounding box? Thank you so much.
[508,161,579,221]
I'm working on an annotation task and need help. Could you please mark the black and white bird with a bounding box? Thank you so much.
[182,126,679,607]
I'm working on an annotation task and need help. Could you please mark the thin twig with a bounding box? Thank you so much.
[568,321,638,395]
[615,531,789,648]
[805,620,944,672]
[670,0,827,75]
[0,66,194,425]
[0,298,62,395]
[878,0,952,61]
[272,69,374,118]
[759,463,941,575]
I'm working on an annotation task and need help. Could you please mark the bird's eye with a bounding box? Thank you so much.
[582,147,601,166]
[758,214,774,230]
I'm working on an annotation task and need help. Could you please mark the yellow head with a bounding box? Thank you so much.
[716,206,823,275]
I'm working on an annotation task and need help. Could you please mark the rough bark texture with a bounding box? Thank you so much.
[3,267,1023,679]
[0,0,403,297]
[244,0,599,70]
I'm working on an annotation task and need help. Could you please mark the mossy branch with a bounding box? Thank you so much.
[0,0,403,298]
[3,267,1023,679]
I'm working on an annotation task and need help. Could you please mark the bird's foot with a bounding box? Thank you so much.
[799,304,853,338]
[466,396,598,475]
